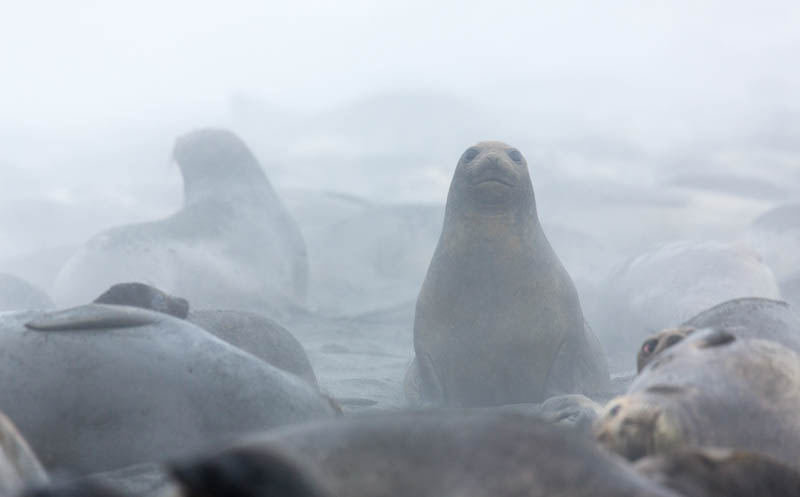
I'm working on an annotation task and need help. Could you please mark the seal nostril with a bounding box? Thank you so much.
[609,404,621,417]
[642,339,657,355]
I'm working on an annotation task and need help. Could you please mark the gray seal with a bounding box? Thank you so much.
[93,282,318,385]
[0,304,337,475]
[168,411,678,497]
[406,141,609,406]
[636,298,800,371]
[52,129,308,318]
[595,328,800,466]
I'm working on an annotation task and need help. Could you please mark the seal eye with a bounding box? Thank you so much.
[507,150,523,163]
[462,148,479,163]
[641,339,657,356]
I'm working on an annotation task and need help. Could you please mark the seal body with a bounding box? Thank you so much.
[0,305,337,475]
[595,240,781,370]
[92,282,318,386]
[0,410,48,495]
[169,411,678,497]
[188,309,318,386]
[595,328,800,466]
[52,129,308,318]
[407,142,609,407]
[636,448,800,497]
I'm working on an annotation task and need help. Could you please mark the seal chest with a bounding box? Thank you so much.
[407,141,609,407]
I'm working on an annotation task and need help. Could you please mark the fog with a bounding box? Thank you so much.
[2,1,800,369]
[3,3,800,489]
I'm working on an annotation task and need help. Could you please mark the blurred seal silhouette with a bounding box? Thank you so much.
[406,141,610,407]
[53,129,308,318]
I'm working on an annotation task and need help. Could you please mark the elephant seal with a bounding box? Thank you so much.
[594,240,781,370]
[168,411,678,497]
[52,129,308,318]
[92,282,318,386]
[407,142,610,406]
[0,304,337,475]
[595,328,800,466]
[0,273,54,311]
[636,447,800,497]
[636,298,800,371]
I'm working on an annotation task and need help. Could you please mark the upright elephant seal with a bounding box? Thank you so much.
[406,142,609,406]
[93,282,318,386]
[0,304,337,475]
[167,411,678,497]
[595,328,800,466]
[52,129,308,318]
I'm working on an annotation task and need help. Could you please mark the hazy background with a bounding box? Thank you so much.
[1,0,799,285]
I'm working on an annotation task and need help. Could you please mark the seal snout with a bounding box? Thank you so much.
[469,153,519,187]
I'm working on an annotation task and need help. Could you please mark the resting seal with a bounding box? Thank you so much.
[93,282,318,385]
[594,240,781,370]
[595,328,800,466]
[168,411,677,497]
[636,297,800,371]
[53,129,308,318]
[406,142,609,406]
[0,304,337,475]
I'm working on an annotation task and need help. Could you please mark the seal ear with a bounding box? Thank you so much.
[25,304,162,331]
[169,447,331,497]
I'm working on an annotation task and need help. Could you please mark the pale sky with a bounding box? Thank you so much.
[2,0,798,126]
[1,0,799,259]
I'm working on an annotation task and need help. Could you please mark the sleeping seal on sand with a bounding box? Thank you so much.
[596,328,800,466]
[0,304,337,475]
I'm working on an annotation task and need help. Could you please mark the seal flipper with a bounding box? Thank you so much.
[404,354,445,406]
[25,304,163,331]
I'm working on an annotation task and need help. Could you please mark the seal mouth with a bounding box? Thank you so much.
[471,177,515,187]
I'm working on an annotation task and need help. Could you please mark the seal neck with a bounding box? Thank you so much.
[440,181,541,244]
[178,153,276,206]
